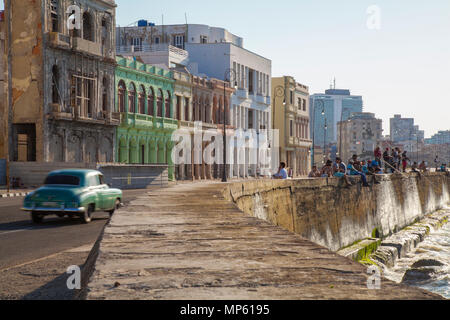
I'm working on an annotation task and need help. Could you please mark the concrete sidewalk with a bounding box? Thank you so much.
[86,182,442,300]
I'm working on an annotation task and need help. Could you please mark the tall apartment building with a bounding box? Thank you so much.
[425,130,450,145]
[390,114,424,143]
[337,112,383,162]
[272,76,312,177]
[1,0,119,164]
[116,23,273,178]
[309,89,363,164]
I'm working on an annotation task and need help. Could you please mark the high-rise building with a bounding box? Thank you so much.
[425,130,450,145]
[337,112,383,162]
[309,89,363,164]
[390,114,424,143]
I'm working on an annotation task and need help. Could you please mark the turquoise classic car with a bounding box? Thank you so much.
[22,169,123,224]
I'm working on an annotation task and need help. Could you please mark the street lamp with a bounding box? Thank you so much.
[222,68,237,182]
[272,85,285,172]
[323,119,328,164]
[311,99,324,166]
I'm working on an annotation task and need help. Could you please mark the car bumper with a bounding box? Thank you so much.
[21,207,86,213]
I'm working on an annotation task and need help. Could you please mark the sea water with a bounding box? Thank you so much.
[382,207,450,299]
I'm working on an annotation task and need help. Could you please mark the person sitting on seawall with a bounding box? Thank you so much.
[320,160,334,178]
[333,157,352,187]
[348,155,370,187]
[438,163,449,176]
[411,161,422,178]
[273,162,288,180]
[308,165,321,178]
[361,160,380,184]
[419,161,428,173]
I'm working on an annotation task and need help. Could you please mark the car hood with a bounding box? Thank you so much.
[27,186,85,202]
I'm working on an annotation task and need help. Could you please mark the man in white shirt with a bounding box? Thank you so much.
[273,162,288,180]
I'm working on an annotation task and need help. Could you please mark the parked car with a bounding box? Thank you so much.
[22,169,122,224]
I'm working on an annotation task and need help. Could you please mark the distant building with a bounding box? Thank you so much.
[338,112,383,162]
[272,76,312,177]
[310,88,363,164]
[390,114,424,144]
[425,130,450,145]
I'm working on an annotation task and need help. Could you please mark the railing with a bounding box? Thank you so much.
[116,44,189,58]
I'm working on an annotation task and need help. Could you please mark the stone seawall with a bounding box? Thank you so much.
[224,173,450,252]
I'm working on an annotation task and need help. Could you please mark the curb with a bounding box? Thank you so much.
[0,192,31,198]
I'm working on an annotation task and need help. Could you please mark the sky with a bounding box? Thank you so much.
[113,0,450,138]
[3,1,449,138]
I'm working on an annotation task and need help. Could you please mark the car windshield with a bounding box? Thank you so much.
[44,175,80,186]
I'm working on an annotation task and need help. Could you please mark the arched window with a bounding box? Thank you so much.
[128,83,136,113]
[83,12,93,41]
[118,80,126,112]
[51,65,59,104]
[102,77,108,113]
[165,91,171,118]
[157,89,163,117]
[138,85,146,114]
[199,96,204,122]
[148,87,155,116]
[50,0,59,32]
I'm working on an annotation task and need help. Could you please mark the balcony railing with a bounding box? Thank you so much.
[48,32,71,48]
[72,37,102,56]
[116,44,188,58]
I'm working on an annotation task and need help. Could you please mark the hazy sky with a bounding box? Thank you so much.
[3,1,448,138]
[114,0,450,138]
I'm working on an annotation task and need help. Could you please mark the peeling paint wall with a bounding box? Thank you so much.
[2,0,118,163]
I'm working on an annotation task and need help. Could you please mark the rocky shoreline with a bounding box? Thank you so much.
[369,208,450,287]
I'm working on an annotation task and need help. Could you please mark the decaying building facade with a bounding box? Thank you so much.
[1,0,118,164]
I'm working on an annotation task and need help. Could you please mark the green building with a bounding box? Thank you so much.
[115,56,178,180]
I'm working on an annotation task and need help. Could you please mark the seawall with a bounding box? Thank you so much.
[224,173,450,252]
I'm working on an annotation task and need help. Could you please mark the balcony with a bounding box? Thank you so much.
[48,32,70,49]
[72,37,102,57]
[116,44,189,67]
[47,103,73,120]
[235,88,248,100]
[121,113,178,131]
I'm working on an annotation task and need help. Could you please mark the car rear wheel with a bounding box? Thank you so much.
[108,199,121,217]
[80,205,93,224]
[31,212,44,224]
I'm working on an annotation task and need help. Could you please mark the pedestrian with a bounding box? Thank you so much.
[348,156,370,187]
[273,162,288,179]
[333,157,352,186]
[320,160,334,178]
[308,165,321,178]
[374,146,382,165]
[419,161,427,172]
[383,148,391,172]
[401,151,410,172]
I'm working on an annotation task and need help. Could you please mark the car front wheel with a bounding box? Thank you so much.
[31,212,44,224]
[80,205,93,224]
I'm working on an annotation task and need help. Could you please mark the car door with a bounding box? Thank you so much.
[97,174,114,210]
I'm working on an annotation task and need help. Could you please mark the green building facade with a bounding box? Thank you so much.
[115,56,178,180]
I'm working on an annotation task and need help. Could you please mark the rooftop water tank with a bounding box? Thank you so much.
[138,20,148,27]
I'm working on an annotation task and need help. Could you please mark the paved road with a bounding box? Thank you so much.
[0,189,155,271]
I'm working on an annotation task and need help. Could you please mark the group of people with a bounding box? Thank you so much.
[308,154,382,187]
[273,146,449,182]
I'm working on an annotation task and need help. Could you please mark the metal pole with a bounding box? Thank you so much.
[222,68,236,182]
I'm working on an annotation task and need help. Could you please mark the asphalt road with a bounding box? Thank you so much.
[0,189,153,271]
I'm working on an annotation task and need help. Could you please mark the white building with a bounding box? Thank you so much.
[116,23,273,178]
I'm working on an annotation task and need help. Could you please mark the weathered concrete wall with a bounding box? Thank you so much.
[224,174,450,252]
[9,162,169,189]
[99,164,169,189]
